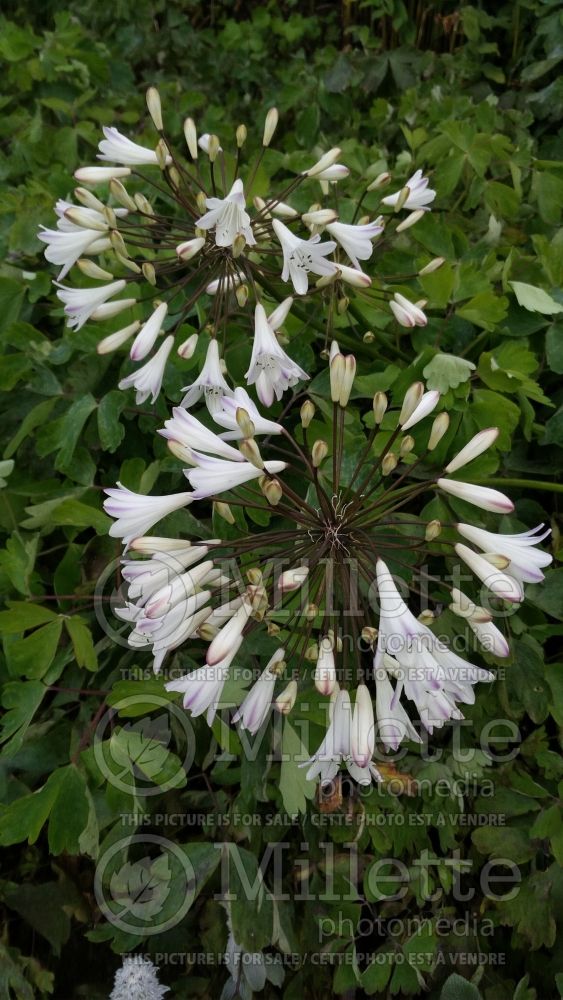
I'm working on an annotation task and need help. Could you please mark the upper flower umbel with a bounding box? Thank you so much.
[196,178,256,249]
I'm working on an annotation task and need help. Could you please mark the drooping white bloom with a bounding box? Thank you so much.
[314,638,336,696]
[272,219,337,295]
[74,165,131,184]
[205,272,244,295]
[38,225,103,279]
[437,478,514,514]
[165,640,241,724]
[184,454,286,500]
[97,320,141,355]
[374,668,421,752]
[126,588,213,673]
[315,164,350,182]
[55,279,129,331]
[333,263,372,288]
[109,955,168,1000]
[103,483,193,543]
[122,544,215,601]
[445,428,499,474]
[389,292,427,328]
[454,542,524,603]
[400,390,440,430]
[375,559,493,737]
[382,169,436,211]
[303,688,381,786]
[245,304,309,406]
[98,126,169,166]
[130,302,168,361]
[213,386,283,439]
[326,218,384,269]
[450,588,510,658]
[232,649,285,733]
[456,523,552,585]
[180,339,233,413]
[159,407,244,462]
[267,296,293,331]
[206,600,252,665]
[119,335,174,404]
[351,683,375,768]
[196,178,255,249]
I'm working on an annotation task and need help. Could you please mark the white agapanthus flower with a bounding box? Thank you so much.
[181,339,234,413]
[232,648,285,733]
[196,178,256,249]
[326,218,384,269]
[159,407,244,463]
[389,292,427,328]
[104,483,193,543]
[456,522,552,584]
[303,687,382,786]
[272,219,337,294]
[212,386,283,439]
[55,279,133,331]
[118,335,174,404]
[382,168,436,211]
[98,126,169,166]
[109,955,168,1000]
[245,303,309,406]
[184,454,286,500]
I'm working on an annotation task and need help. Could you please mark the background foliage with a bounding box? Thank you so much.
[0,2,562,998]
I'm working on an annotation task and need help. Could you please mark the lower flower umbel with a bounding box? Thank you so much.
[104,343,552,788]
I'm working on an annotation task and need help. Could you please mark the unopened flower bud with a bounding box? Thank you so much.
[235,283,249,308]
[304,147,342,178]
[330,351,345,403]
[236,407,255,439]
[400,435,415,456]
[134,193,154,215]
[263,107,279,147]
[247,567,263,585]
[315,271,339,289]
[110,229,128,256]
[236,124,247,148]
[155,139,170,170]
[382,452,398,475]
[305,643,318,662]
[232,233,246,258]
[176,237,205,261]
[207,134,220,162]
[419,257,445,276]
[274,680,297,715]
[267,620,281,636]
[279,566,309,592]
[300,400,315,428]
[425,520,441,541]
[184,118,198,159]
[302,208,338,227]
[367,171,391,191]
[305,603,318,621]
[239,438,264,469]
[339,354,356,407]
[65,207,107,232]
[142,262,157,286]
[213,501,235,525]
[418,609,435,625]
[74,187,105,213]
[396,209,425,232]
[312,440,328,467]
[483,553,511,570]
[337,295,349,314]
[196,191,207,214]
[109,177,137,210]
[77,259,114,281]
[262,478,282,506]
[363,330,375,343]
[146,87,163,131]
[399,382,424,425]
[428,412,450,450]
[361,626,378,645]
[393,185,411,212]
[373,391,388,425]
[116,252,141,273]
[177,333,198,359]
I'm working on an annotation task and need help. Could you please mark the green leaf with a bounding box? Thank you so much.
[54,394,98,471]
[0,770,64,846]
[422,353,476,393]
[7,619,63,679]
[0,601,58,633]
[64,616,98,671]
[47,765,90,855]
[440,973,482,1000]
[109,724,186,791]
[3,398,57,459]
[97,390,126,452]
[510,281,563,315]
[457,291,509,331]
[0,680,46,755]
[279,721,316,815]
[228,844,273,952]
[472,826,535,864]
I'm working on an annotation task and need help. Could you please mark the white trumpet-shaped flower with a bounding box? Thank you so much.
[232,649,285,733]
[303,688,381,786]
[390,292,427,328]
[213,386,283,439]
[159,408,244,462]
[184,454,286,500]
[119,335,174,404]
[437,478,514,514]
[272,219,337,294]
[454,542,524,603]
[450,588,510,658]
[56,279,129,331]
[196,178,255,249]
[130,302,168,361]
[181,339,233,414]
[165,640,241,724]
[103,483,193,543]
[456,523,552,585]
[245,304,309,406]
[382,169,436,211]
[98,126,169,166]
[374,669,421,752]
[326,218,384,269]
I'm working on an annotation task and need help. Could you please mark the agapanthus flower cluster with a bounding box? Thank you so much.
[40,87,439,404]
[104,335,552,789]
[109,955,168,1000]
